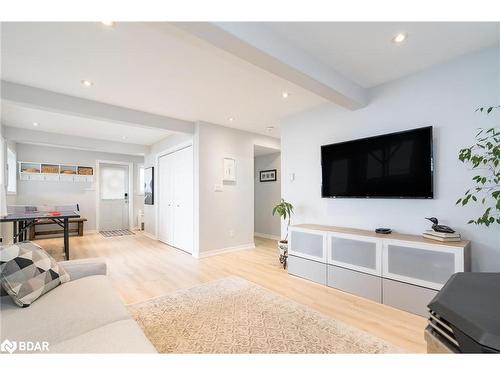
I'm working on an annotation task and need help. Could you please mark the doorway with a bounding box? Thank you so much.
[97,161,133,232]
[157,145,194,254]
[254,145,281,241]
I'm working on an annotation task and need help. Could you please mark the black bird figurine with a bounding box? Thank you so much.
[425,217,455,233]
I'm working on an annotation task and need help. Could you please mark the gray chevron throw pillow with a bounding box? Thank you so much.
[0,242,70,307]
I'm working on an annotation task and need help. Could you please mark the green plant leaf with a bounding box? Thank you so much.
[458,111,499,227]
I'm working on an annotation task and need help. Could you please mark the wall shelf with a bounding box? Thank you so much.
[19,161,94,183]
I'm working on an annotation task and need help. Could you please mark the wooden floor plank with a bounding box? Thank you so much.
[35,233,427,353]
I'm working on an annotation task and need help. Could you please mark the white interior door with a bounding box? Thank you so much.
[172,146,194,252]
[99,163,129,231]
[158,154,175,245]
[158,146,193,253]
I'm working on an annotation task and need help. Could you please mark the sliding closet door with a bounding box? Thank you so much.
[158,153,175,245]
[158,146,193,254]
[172,146,194,253]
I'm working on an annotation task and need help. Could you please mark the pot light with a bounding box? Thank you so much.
[33,122,39,127]
[101,21,115,27]
[122,136,127,140]
[392,33,407,44]
[228,117,234,122]
[81,80,94,87]
[266,126,275,132]
[282,91,289,99]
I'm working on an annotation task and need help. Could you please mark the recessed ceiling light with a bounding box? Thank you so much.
[101,21,115,27]
[266,126,275,132]
[392,33,407,44]
[122,136,127,140]
[33,122,39,127]
[228,117,234,122]
[282,91,289,99]
[81,80,94,87]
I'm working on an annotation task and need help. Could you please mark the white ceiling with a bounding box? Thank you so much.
[266,22,500,88]
[1,102,172,145]
[1,22,499,144]
[1,22,325,138]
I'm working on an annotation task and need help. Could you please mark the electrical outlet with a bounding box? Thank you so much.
[229,229,234,238]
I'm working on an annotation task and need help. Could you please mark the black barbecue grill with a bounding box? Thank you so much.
[427,272,500,353]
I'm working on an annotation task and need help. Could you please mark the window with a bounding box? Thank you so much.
[101,167,126,200]
[138,166,145,195]
[7,146,16,194]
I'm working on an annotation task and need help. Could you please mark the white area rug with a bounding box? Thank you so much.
[129,276,402,353]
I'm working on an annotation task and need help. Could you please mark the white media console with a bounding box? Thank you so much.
[288,224,471,317]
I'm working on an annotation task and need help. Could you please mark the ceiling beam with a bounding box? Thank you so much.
[1,81,194,134]
[174,22,367,110]
[3,126,149,156]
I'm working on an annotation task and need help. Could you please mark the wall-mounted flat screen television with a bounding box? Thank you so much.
[321,126,433,198]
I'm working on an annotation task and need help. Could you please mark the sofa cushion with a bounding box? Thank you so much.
[0,275,129,345]
[0,242,70,307]
[48,319,157,353]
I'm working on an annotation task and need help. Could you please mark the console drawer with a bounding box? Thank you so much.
[327,265,382,303]
[383,278,438,317]
[288,255,327,285]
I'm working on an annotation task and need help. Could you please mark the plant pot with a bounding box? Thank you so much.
[278,240,288,269]
[278,240,288,256]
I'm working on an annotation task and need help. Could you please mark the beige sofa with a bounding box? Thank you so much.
[0,258,156,353]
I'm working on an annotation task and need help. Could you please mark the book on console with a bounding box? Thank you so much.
[422,233,462,242]
[424,230,461,238]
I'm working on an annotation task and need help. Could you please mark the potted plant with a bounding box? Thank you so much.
[272,199,294,268]
[456,105,499,226]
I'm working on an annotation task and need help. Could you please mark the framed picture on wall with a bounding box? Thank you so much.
[259,169,277,182]
[223,157,236,182]
[144,167,154,205]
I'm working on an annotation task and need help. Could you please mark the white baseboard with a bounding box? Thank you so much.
[196,242,256,258]
[254,232,280,241]
[142,231,157,240]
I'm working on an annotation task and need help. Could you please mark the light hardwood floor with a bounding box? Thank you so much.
[36,233,427,353]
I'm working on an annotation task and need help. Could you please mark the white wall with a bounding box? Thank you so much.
[281,47,500,272]
[13,143,144,233]
[254,152,281,238]
[196,121,280,254]
[143,125,280,256]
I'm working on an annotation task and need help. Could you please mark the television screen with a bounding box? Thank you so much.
[321,126,433,198]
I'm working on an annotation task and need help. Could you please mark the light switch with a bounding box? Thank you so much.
[290,173,295,181]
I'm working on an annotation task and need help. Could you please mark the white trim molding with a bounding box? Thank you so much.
[142,231,158,240]
[195,243,256,259]
[254,232,280,241]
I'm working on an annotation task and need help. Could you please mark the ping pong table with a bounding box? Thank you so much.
[0,205,81,260]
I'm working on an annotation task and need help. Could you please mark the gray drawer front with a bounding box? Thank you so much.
[383,278,438,317]
[288,255,327,285]
[327,265,382,303]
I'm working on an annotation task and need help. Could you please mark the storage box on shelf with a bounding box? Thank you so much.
[19,162,94,183]
[288,224,470,317]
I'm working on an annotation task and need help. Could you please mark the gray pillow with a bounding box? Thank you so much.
[0,242,70,307]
